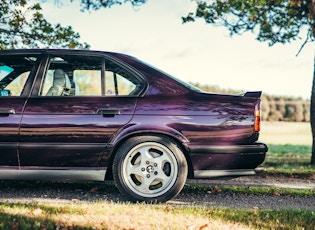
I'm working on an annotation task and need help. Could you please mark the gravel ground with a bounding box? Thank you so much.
[0,176,314,210]
[177,176,315,210]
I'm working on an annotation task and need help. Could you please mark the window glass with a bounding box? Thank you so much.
[74,70,101,96]
[105,71,136,96]
[105,59,142,96]
[40,55,143,97]
[0,56,37,96]
[41,55,102,96]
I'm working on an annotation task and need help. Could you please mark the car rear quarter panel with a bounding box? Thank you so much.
[131,93,259,146]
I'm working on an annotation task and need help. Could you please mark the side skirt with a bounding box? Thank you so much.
[194,167,263,179]
[0,169,106,181]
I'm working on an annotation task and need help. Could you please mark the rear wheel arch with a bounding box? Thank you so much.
[105,132,193,180]
[109,133,191,202]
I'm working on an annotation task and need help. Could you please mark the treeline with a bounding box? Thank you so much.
[191,83,310,122]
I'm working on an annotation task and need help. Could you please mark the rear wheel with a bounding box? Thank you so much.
[113,135,187,202]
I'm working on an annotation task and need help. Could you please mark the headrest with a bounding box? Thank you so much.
[53,69,66,86]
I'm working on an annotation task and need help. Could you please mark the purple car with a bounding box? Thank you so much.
[0,49,267,202]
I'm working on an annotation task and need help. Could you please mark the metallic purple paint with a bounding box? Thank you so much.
[0,49,267,183]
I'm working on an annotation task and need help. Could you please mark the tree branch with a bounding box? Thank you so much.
[296,29,311,56]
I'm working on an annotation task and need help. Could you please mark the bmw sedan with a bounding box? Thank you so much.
[0,49,267,202]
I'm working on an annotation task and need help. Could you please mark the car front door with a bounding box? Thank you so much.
[19,53,144,170]
[0,53,40,168]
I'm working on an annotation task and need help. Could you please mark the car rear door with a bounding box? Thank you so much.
[0,53,40,168]
[19,52,144,169]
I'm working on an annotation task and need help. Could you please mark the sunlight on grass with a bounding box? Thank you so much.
[0,201,251,230]
[0,201,314,230]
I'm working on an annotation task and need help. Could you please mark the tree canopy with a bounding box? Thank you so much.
[76,0,146,11]
[183,0,314,51]
[0,0,90,49]
[2,1,313,51]
[0,0,148,49]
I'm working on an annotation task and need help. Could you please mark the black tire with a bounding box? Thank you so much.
[112,135,188,202]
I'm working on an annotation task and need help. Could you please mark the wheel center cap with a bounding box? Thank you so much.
[146,165,154,173]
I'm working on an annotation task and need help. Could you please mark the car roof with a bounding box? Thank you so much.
[0,48,119,56]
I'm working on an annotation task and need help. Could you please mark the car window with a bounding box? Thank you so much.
[40,55,102,96]
[40,55,143,97]
[73,69,102,96]
[0,56,38,96]
[105,59,140,96]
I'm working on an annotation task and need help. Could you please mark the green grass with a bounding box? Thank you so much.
[174,206,315,230]
[0,201,314,230]
[267,144,311,154]
[264,144,315,176]
[199,208,315,230]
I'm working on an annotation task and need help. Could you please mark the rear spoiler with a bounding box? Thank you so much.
[243,91,262,98]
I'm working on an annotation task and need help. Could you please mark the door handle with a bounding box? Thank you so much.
[0,108,15,115]
[97,109,120,117]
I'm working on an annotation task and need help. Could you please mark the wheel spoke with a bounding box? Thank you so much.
[138,176,156,193]
[127,163,143,176]
[152,152,171,166]
[153,172,169,184]
[126,146,153,177]
[151,153,174,176]
[138,146,153,162]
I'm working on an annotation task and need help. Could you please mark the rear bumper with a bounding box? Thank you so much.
[187,142,268,154]
[185,142,268,179]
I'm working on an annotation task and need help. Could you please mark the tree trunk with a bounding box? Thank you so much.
[311,55,315,165]
[309,1,315,165]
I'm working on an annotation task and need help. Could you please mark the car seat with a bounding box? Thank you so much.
[46,69,67,96]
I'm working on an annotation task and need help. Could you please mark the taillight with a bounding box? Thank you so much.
[254,109,261,132]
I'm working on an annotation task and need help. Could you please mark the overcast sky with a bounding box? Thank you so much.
[42,0,315,99]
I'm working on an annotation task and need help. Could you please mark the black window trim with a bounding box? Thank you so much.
[102,54,148,97]
[32,51,147,98]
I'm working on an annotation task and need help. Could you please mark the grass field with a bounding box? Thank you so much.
[259,121,314,174]
[260,121,312,145]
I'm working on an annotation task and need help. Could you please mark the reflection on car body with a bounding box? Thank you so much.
[0,49,267,202]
